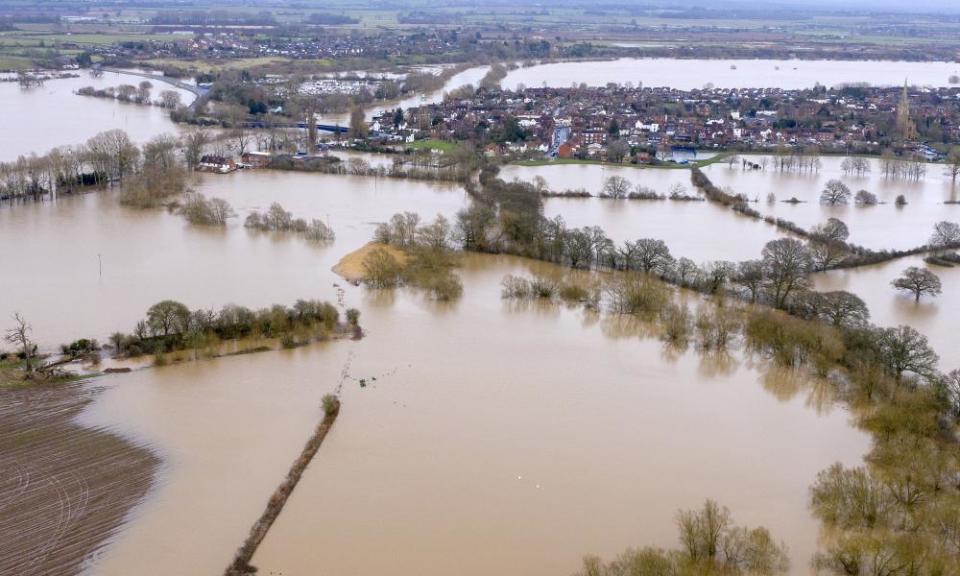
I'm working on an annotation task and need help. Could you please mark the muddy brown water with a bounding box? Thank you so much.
[1,170,871,576]
[500,164,784,261]
[815,255,960,371]
[702,156,960,251]
[0,71,193,162]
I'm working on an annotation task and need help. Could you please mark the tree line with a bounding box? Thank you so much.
[110,298,359,361]
[0,128,214,205]
[452,167,960,575]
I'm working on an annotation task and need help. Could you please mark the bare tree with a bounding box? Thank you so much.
[146,300,191,337]
[4,313,35,372]
[941,369,960,417]
[733,260,765,303]
[600,175,631,199]
[136,80,153,104]
[854,189,878,206]
[810,218,850,269]
[817,291,869,328]
[606,139,629,164]
[820,179,851,205]
[945,148,960,183]
[159,89,182,109]
[812,218,850,244]
[761,238,812,308]
[349,106,368,139]
[231,128,252,157]
[840,157,870,177]
[930,220,960,249]
[182,128,210,170]
[892,267,942,302]
[877,325,939,381]
[631,238,674,274]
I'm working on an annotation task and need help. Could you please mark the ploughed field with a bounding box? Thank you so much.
[0,381,157,576]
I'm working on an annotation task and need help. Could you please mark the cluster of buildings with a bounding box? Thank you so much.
[95,29,464,65]
[383,84,960,161]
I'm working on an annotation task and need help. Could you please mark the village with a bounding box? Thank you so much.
[360,82,959,164]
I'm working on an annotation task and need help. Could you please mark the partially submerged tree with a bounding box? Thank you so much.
[892,266,942,302]
[820,179,852,205]
[817,291,870,328]
[146,300,191,338]
[945,147,960,182]
[576,500,789,576]
[854,189,878,206]
[600,175,631,199]
[810,218,850,269]
[930,220,960,249]
[762,238,812,308]
[876,325,939,381]
[631,238,674,274]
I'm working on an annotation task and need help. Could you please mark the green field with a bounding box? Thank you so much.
[408,138,458,152]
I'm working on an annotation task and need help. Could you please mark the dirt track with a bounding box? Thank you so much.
[0,381,158,576]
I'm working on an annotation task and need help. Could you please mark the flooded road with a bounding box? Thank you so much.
[702,156,960,251]
[0,71,192,161]
[0,168,870,576]
[501,58,960,90]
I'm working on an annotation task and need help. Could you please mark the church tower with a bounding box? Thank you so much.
[896,79,917,140]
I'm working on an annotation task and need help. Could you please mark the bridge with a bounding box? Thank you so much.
[246,120,349,134]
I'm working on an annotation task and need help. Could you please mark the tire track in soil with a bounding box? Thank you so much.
[0,381,159,576]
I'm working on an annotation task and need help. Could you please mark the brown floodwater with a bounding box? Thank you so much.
[78,255,869,576]
[703,156,960,251]
[0,71,192,162]
[501,58,960,90]
[0,172,466,347]
[815,256,960,371]
[1,171,869,576]
[501,163,784,261]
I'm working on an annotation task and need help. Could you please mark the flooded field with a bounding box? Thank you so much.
[0,172,466,346]
[317,65,490,126]
[501,163,783,261]
[501,58,960,90]
[702,156,960,251]
[815,256,960,370]
[0,71,192,161]
[1,170,870,576]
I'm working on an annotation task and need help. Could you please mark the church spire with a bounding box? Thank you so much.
[896,79,916,141]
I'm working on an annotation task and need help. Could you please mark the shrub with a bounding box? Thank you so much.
[346,308,360,326]
[362,247,404,288]
[660,303,692,345]
[179,193,235,226]
[321,394,340,417]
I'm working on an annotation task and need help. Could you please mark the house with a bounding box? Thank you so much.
[241,151,272,168]
[557,141,576,159]
[197,155,237,174]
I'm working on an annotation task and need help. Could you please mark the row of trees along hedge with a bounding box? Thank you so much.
[111,299,360,359]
